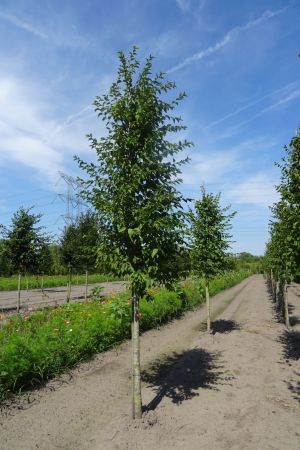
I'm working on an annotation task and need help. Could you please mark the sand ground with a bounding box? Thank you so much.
[0,275,299,450]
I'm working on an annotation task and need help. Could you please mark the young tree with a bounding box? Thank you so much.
[3,207,50,275]
[266,130,300,327]
[76,210,99,272]
[2,207,51,311]
[190,187,236,332]
[75,47,191,418]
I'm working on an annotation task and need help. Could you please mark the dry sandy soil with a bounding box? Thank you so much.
[0,275,299,450]
[0,281,127,312]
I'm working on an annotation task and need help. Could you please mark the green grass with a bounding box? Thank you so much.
[0,270,251,401]
[0,273,120,291]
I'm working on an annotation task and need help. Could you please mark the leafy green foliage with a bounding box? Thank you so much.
[265,131,300,282]
[1,207,51,275]
[75,47,192,296]
[60,210,99,272]
[189,187,236,282]
[0,273,118,291]
[0,270,250,401]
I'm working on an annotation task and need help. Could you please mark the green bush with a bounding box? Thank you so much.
[0,270,250,401]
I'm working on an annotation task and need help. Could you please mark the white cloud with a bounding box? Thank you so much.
[204,81,300,129]
[181,148,241,186]
[0,11,48,39]
[168,6,289,73]
[225,174,279,206]
[176,0,207,13]
[219,85,300,135]
[0,74,110,186]
[0,10,90,49]
[0,76,78,184]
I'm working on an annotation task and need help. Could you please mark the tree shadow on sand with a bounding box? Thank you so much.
[142,348,231,412]
[279,330,300,361]
[198,319,241,334]
[279,330,300,403]
[287,304,300,326]
[211,319,241,334]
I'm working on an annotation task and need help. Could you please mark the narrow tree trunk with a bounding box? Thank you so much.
[284,282,290,330]
[26,273,29,301]
[17,272,21,313]
[85,268,88,301]
[132,293,142,419]
[67,266,71,303]
[275,281,279,308]
[205,280,211,333]
[270,269,274,298]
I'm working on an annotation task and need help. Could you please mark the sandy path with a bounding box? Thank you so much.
[0,275,299,450]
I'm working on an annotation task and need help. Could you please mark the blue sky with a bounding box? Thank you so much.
[0,0,299,255]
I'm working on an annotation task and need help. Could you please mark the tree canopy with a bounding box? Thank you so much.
[75,46,192,296]
[1,207,51,274]
[190,187,236,282]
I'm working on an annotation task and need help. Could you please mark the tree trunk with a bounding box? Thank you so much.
[85,268,88,301]
[67,266,71,303]
[132,293,142,419]
[17,272,21,313]
[275,281,279,308]
[205,280,211,333]
[270,269,274,298]
[41,273,45,298]
[284,282,290,330]
[26,273,29,301]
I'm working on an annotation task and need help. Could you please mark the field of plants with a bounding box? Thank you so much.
[0,273,119,291]
[0,270,250,401]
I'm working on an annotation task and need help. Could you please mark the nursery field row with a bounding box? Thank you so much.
[0,273,120,291]
[0,270,251,401]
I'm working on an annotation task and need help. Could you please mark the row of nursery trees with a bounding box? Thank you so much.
[264,130,300,329]
[74,48,238,419]
[0,209,99,277]
[0,48,256,418]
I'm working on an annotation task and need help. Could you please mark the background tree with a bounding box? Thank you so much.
[2,207,51,311]
[76,210,99,272]
[75,47,191,419]
[2,207,50,276]
[190,187,236,332]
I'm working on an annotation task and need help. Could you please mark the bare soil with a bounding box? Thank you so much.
[0,275,299,450]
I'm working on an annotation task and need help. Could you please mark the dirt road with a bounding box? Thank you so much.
[0,275,299,450]
[0,281,127,312]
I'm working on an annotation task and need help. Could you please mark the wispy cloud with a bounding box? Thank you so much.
[0,11,48,39]
[225,174,279,206]
[168,6,289,73]
[181,149,241,186]
[0,10,91,49]
[176,0,207,13]
[204,81,300,129]
[220,86,300,135]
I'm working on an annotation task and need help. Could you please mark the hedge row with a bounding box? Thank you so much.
[0,270,251,401]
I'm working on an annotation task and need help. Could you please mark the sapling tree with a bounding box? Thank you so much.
[75,47,191,418]
[190,187,236,332]
[76,211,99,300]
[266,131,300,327]
[2,207,51,311]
